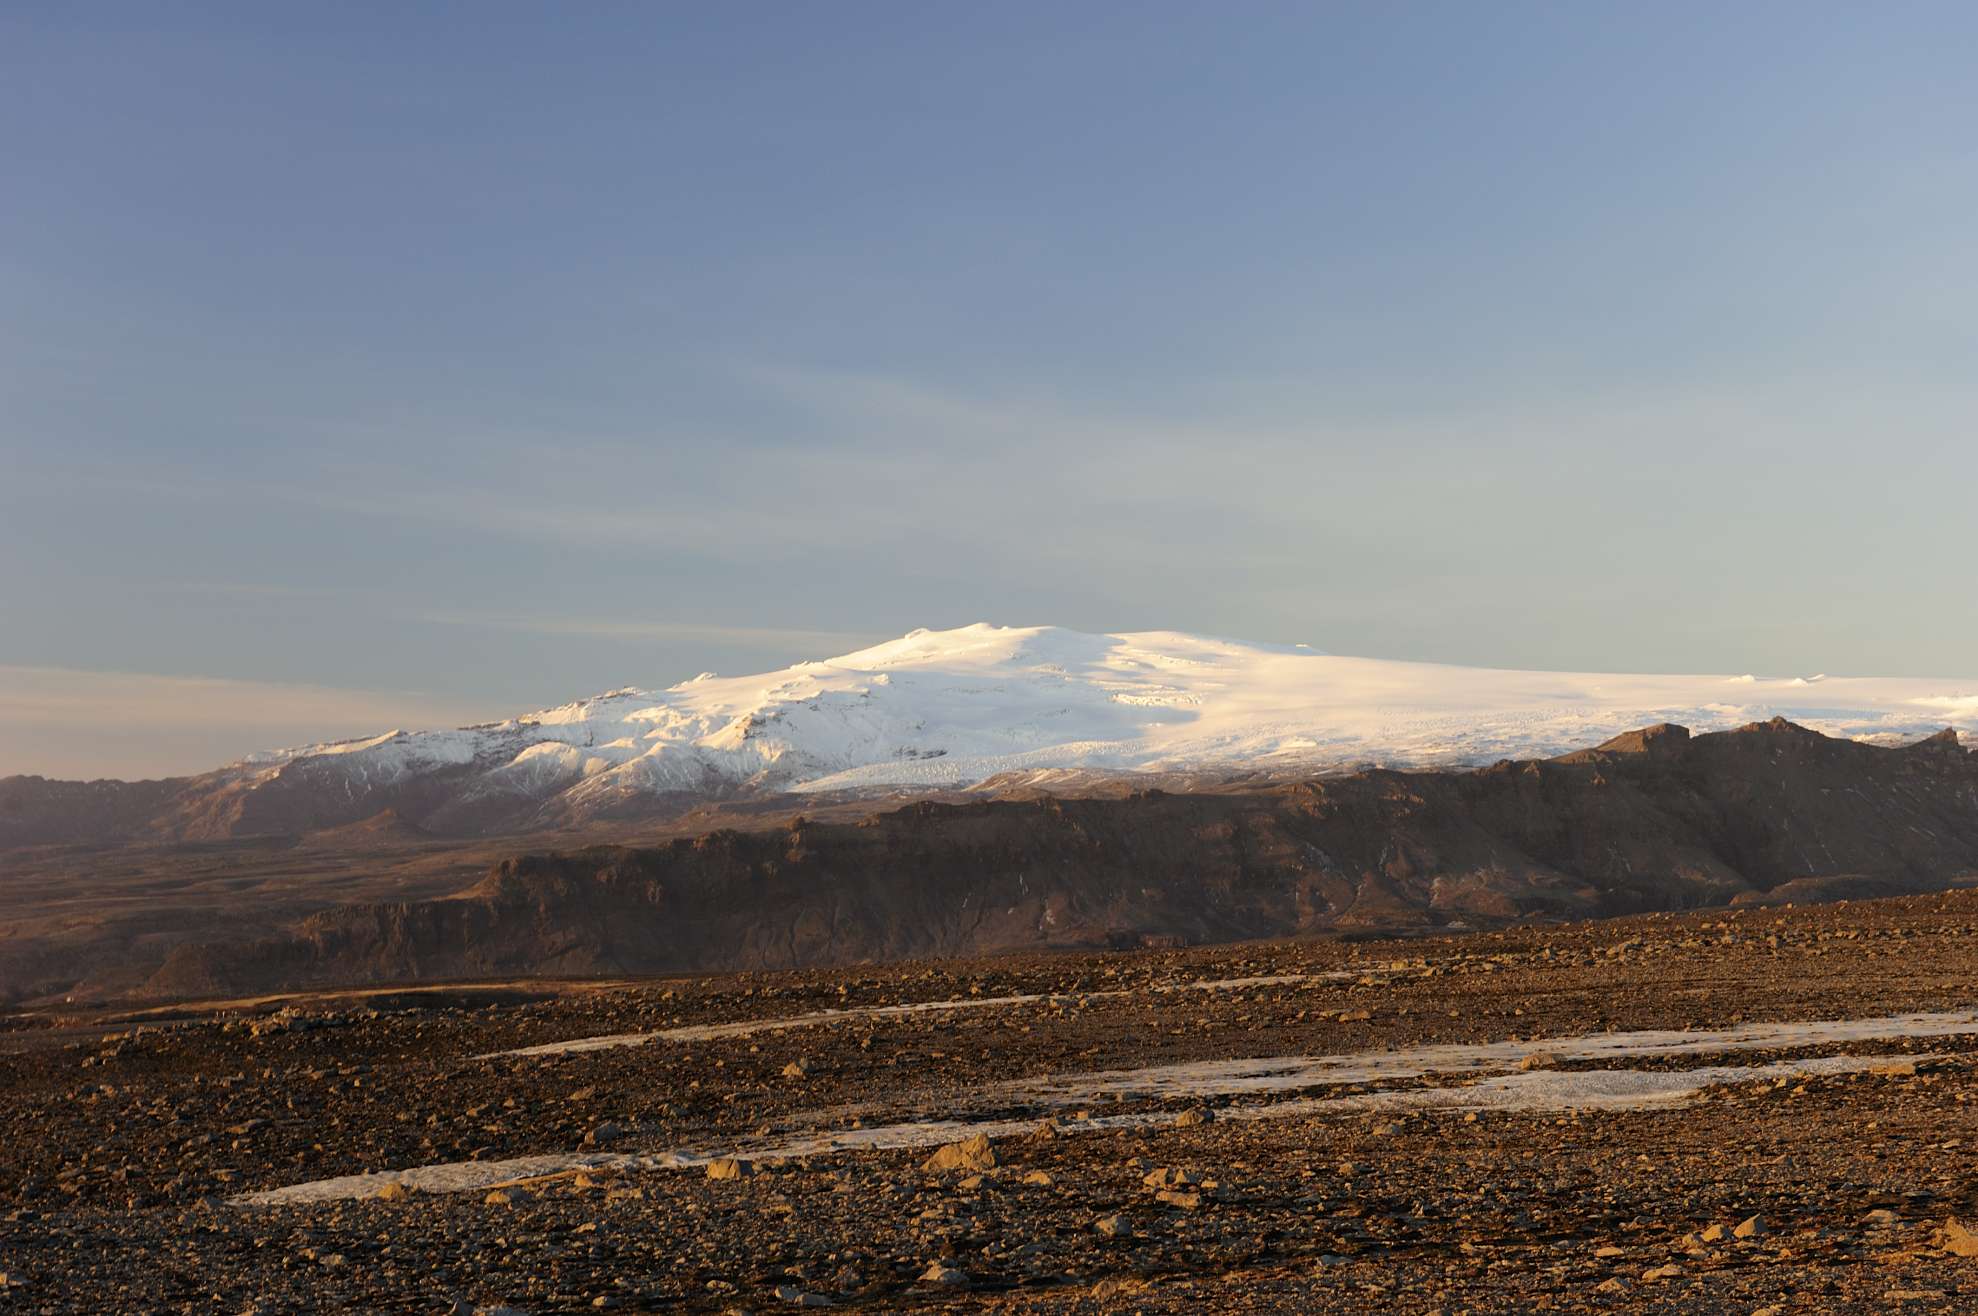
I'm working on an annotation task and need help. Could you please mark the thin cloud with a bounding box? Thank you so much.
[161,580,377,601]
[411,611,882,655]
[0,666,496,780]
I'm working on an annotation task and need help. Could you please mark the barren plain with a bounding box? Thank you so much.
[8,892,1978,1312]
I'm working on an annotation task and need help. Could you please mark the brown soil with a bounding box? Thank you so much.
[5,892,1978,1311]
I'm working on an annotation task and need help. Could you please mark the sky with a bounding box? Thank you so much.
[4,3,1976,779]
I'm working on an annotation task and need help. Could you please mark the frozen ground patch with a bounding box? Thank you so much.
[486,972,1349,1058]
[998,1008,1978,1105]
[244,1008,1978,1205]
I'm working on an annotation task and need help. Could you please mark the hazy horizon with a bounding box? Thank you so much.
[7,4,1977,778]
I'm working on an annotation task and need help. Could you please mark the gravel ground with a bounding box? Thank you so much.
[7,892,1978,1312]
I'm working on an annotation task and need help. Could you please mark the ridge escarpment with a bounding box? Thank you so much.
[141,720,1978,1000]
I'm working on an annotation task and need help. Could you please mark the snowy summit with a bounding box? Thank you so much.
[240,623,1977,820]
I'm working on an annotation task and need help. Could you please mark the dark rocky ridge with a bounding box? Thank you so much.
[0,773,189,847]
[145,719,1978,1000]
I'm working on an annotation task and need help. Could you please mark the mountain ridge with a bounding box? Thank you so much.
[137,717,1978,1001]
[5,623,1975,849]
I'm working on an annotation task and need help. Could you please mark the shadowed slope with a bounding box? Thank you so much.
[144,721,1978,999]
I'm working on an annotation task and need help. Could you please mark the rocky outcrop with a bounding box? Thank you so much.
[141,721,1978,999]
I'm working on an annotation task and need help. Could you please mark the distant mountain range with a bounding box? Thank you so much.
[6,623,1976,848]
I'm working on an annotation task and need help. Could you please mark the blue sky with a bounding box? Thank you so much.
[5,3,1976,777]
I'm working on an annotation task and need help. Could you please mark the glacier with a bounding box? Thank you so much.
[231,623,1977,817]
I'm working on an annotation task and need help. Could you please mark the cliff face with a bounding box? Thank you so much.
[144,721,1978,999]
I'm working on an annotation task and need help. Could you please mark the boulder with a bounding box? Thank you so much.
[922,1134,996,1174]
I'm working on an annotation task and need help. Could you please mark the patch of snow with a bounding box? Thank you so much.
[484,972,1348,1058]
[240,1008,1978,1205]
[997,1009,1978,1105]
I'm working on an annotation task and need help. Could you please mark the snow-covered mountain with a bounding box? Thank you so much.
[263,622,1973,798]
[7,623,1975,843]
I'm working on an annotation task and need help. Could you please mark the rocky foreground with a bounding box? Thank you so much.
[9,893,1978,1311]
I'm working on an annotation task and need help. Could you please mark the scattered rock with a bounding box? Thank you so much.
[922,1133,997,1174]
[20,884,1978,1312]
[1936,1216,1978,1257]
[919,1263,971,1287]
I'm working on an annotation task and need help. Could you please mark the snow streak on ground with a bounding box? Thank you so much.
[486,973,1342,1058]
[241,1010,1978,1205]
[996,1009,1978,1105]
[233,623,1978,810]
